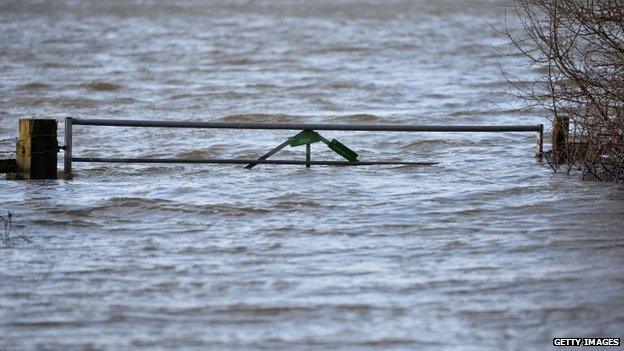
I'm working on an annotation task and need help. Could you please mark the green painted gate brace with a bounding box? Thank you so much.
[245,129,359,169]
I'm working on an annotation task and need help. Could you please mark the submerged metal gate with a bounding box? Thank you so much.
[63,117,544,175]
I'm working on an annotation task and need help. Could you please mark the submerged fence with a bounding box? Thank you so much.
[63,117,544,175]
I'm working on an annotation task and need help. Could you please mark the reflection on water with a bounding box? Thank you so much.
[1,0,624,350]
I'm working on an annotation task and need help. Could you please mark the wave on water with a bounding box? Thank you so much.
[56,98,97,109]
[217,114,303,123]
[19,82,51,91]
[175,143,230,158]
[83,81,121,92]
[30,218,100,228]
[326,114,382,122]
[399,139,484,149]
[47,197,271,217]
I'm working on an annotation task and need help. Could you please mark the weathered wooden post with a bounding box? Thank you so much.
[0,159,16,174]
[552,115,569,161]
[64,117,73,178]
[15,118,58,179]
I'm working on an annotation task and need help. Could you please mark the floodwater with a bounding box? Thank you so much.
[1,1,623,350]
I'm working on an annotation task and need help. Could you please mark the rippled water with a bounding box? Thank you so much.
[1,1,624,350]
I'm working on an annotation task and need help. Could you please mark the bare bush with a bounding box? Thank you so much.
[1,212,32,247]
[507,0,624,181]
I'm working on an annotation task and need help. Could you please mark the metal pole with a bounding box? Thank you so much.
[72,157,437,166]
[536,124,544,158]
[306,143,311,168]
[64,117,73,178]
[71,118,542,133]
[245,139,290,169]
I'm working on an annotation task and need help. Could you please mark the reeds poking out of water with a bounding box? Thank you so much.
[1,212,12,246]
[506,0,624,182]
[1,212,31,247]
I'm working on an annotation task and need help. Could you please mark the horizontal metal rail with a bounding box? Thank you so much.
[72,118,542,133]
[73,157,437,166]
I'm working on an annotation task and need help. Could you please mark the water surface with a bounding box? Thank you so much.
[1,1,623,350]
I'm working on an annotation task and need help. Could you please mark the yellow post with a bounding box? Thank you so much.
[15,118,58,180]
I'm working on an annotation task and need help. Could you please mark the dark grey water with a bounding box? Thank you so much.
[1,1,623,350]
